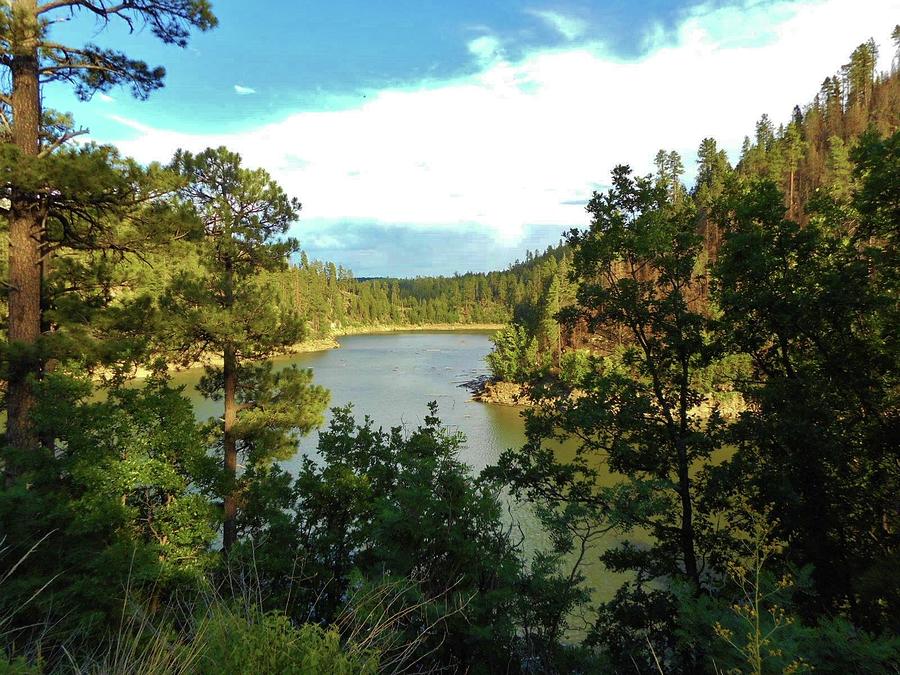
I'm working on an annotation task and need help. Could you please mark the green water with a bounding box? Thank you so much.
[170,331,523,470]
[169,330,629,601]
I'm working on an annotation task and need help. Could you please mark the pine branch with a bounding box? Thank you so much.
[38,128,89,158]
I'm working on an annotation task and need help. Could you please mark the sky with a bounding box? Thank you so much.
[42,0,900,277]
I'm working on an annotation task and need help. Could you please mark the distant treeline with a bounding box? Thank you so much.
[263,245,573,335]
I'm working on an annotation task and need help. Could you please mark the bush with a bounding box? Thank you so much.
[197,607,378,675]
[559,349,592,385]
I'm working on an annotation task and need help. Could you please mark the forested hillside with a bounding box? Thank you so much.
[260,245,571,335]
[0,4,897,673]
[484,29,900,672]
[487,33,900,379]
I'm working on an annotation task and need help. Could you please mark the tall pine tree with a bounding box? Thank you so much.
[162,147,328,552]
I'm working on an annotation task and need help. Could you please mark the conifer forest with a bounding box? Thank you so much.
[0,2,897,673]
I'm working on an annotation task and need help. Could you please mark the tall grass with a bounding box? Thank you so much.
[1,537,481,673]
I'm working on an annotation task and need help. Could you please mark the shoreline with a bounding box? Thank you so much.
[133,323,505,379]
[463,376,746,416]
[280,321,505,355]
[332,322,504,337]
[461,376,531,407]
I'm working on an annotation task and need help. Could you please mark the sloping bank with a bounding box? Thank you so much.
[129,323,506,379]
[465,376,746,418]
[291,322,505,354]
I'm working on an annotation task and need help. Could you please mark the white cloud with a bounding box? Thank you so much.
[467,35,503,65]
[96,0,899,244]
[97,92,114,103]
[107,114,155,134]
[233,84,256,95]
[526,9,587,41]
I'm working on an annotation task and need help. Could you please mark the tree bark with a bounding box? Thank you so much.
[222,342,238,553]
[678,358,700,587]
[677,436,699,585]
[222,256,238,553]
[6,0,43,461]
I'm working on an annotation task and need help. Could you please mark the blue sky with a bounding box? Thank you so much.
[44,0,899,277]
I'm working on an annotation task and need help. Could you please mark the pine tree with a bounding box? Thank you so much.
[824,135,854,201]
[0,0,216,457]
[162,147,328,552]
[654,149,685,203]
[783,123,806,216]
[892,25,900,73]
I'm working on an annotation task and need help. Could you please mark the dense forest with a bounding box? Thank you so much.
[488,31,900,382]
[261,244,570,335]
[0,2,897,673]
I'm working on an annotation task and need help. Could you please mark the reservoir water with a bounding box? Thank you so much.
[169,329,629,601]
[170,330,525,473]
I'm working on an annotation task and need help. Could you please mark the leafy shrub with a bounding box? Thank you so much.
[559,349,593,385]
[197,607,378,675]
[237,404,533,673]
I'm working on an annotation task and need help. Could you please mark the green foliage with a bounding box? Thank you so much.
[0,656,40,674]
[494,128,897,670]
[161,146,330,551]
[200,362,329,465]
[0,0,216,102]
[677,514,900,674]
[162,146,306,366]
[231,403,606,672]
[235,403,530,672]
[0,143,191,381]
[260,241,573,335]
[713,134,899,627]
[486,324,539,382]
[2,18,898,675]
[197,607,378,675]
[559,348,592,385]
[0,371,217,648]
[494,164,734,670]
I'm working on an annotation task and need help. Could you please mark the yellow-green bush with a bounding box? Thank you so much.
[196,607,378,675]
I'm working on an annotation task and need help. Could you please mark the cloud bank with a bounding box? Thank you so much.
[100,0,898,253]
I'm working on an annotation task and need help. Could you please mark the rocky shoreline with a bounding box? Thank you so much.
[460,376,532,406]
[461,375,745,417]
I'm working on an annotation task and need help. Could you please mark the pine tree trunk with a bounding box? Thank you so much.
[221,250,239,553]
[6,0,43,462]
[677,438,699,585]
[222,343,238,553]
[677,363,700,587]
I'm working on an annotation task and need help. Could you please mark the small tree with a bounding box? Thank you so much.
[486,323,538,382]
[712,133,899,628]
[0,368,218,647]
[495,165,732,669]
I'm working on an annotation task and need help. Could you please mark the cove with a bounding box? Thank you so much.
[169,330,523,473]
[169,329,630,601]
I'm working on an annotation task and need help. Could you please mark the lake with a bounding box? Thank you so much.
[170,330,525,470]
[169,329,629,602]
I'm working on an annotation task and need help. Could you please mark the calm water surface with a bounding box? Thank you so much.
[170,331,525,471]
[169,330,629,601]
